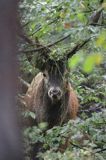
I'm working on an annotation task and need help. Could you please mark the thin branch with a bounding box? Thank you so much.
[96,148,106,153]
[29,18,58,36]
[18,32,35,45]
[89,23,106,27]
[18,30,48,47]
[19,77,30,88]
[31,26,42,35]
[61,135,84,150]
[22,21,31,28]
[17,21,35,45]
[17,94,26,107]
[70,141,83,149]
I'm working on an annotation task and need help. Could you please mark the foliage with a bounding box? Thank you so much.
[69,66,106,117]
[19,0,106,76]
[18,0,106,160]
[24,110,106,160]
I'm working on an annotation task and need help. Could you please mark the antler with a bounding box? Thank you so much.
[34,37,51,56]
[20,34,71,53]
[18,24,91,61]
[67,37,92,59]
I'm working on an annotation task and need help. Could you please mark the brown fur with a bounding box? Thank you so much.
[24,72,79,128]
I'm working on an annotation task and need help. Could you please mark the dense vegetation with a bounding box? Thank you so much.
[18,0,106,159]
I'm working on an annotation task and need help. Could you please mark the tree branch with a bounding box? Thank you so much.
[19,77,30,88]
[96,148,106,153]
[30,18,58,36]
[18,32,35,45]
[22,21,31,28]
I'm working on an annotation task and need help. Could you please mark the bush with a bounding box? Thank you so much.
[23,110,106,160]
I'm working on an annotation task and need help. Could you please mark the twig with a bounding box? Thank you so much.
[18,30,45,47]
[17,94,26,106]
[89,23,106,27]
[18,32,35,45]
[30,26,42,36]
[62,135,84,150]
[19,77,30,88]
[95,148,106,153]
[70,141,83,149]
[22,21,31,28]
[29,18,58,36]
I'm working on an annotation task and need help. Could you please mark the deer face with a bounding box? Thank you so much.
[43,60,66,102]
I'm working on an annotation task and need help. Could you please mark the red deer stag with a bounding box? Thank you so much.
[23,38,90,129]
[23,52,79,129]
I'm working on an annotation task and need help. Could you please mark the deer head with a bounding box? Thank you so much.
[42,59,67,102]
[34,37,90,103]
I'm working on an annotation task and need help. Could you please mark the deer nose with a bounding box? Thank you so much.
[48,87,62,98]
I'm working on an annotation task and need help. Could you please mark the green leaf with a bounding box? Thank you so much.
[96,31,106,49]
[77,13,86,23]
[23,111,36,119]
[83,54,103,73]
[38,122,48,130]
[29,112,36,119]
[68,52,83,69]
[83,55,95,73]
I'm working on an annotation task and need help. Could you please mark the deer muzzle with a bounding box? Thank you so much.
[48,87,63,101]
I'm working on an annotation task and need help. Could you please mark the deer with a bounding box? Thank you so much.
[24,61,79,128]
[20,37,91,160]
[21,37,91,129]
[22,38,91,129]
